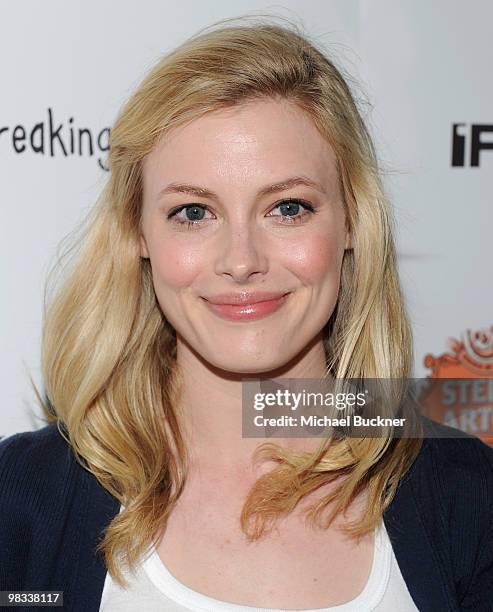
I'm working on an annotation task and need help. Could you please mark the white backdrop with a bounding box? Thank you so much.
[1,0,491,437]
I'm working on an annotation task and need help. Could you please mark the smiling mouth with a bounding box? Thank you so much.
[201,292,291,321]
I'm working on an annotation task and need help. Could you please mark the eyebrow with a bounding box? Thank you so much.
[157,176,328,200]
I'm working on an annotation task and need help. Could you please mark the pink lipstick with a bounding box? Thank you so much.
[202,291,291,321]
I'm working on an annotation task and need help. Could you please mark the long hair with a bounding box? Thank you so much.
[36,16,422,586]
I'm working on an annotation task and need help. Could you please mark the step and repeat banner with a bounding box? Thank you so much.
[1,0,491,439]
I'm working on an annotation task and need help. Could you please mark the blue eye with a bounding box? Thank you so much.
[167,198,315,230]
[168,204,211,228]
[182,205,206,222]
[278,200,301,216]
[270,198,314,222]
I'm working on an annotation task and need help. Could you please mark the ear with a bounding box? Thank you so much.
[140,234,150,259]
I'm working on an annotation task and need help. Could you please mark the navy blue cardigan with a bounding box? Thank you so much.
[1,418,492,612]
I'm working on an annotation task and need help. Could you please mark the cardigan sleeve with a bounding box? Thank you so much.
[462,521,493,609]
[0,432,32,590]
[0,424,77,592]
[391,418,493,610]
[0,424,120,611]
[457,438,493,610]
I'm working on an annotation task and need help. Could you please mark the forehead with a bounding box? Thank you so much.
[142,98,339,192]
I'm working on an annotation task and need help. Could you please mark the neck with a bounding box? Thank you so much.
[174,333,331,473]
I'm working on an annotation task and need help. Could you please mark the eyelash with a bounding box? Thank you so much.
[167,198,316,230]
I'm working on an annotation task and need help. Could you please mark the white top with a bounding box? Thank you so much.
[99,516,418,612]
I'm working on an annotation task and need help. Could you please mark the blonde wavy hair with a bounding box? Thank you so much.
[35,16,423,587]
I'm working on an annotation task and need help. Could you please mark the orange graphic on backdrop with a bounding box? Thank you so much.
[420,325,493,446]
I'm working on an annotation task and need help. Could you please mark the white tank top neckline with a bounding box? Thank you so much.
[99,508,418,611]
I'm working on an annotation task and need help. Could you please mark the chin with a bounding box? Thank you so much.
[207,352,292,377]
[177,332,298,376]
[224,363,281,375]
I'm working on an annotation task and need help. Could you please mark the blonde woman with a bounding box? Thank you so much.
[1,18,492,612]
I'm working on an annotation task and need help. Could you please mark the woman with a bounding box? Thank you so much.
[1,18,492,612]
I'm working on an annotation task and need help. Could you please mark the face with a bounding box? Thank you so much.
[140,97,351,373]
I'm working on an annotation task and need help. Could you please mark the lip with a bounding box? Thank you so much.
[201,291,291,321]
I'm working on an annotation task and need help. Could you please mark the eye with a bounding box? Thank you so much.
[167,204,213,229]
[167,197,316,230]
[268,198,315,224]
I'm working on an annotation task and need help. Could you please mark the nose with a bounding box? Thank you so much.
[214,222,268,283]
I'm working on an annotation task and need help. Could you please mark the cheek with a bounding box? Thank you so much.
[282,230,344,284]
[147,239,206,331]
[150,239,204,289]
